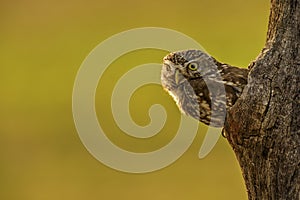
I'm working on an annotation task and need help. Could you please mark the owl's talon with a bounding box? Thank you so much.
[221,128,227,138]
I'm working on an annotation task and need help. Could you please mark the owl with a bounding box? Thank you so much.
[161,49,249,127]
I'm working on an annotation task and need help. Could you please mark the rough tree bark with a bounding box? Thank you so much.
[224,0,300,199]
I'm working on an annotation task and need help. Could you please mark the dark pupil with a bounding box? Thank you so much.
[190,63,197,70]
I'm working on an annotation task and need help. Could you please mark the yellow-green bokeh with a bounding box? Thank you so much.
[0,0,269,199]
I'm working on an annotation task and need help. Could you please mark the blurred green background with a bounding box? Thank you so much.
[0,0,269,199]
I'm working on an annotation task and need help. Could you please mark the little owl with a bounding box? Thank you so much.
[161,49,249,127]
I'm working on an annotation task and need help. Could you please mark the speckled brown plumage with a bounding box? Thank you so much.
[161,49,249,127]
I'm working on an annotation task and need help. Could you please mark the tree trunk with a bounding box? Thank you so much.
[224,0,300,199]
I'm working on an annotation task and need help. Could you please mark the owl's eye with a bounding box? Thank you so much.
[187,62,198,71]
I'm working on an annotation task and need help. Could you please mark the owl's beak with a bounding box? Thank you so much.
[175,69,184,85]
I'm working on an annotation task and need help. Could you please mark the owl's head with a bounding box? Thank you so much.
[161,49,219,91]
